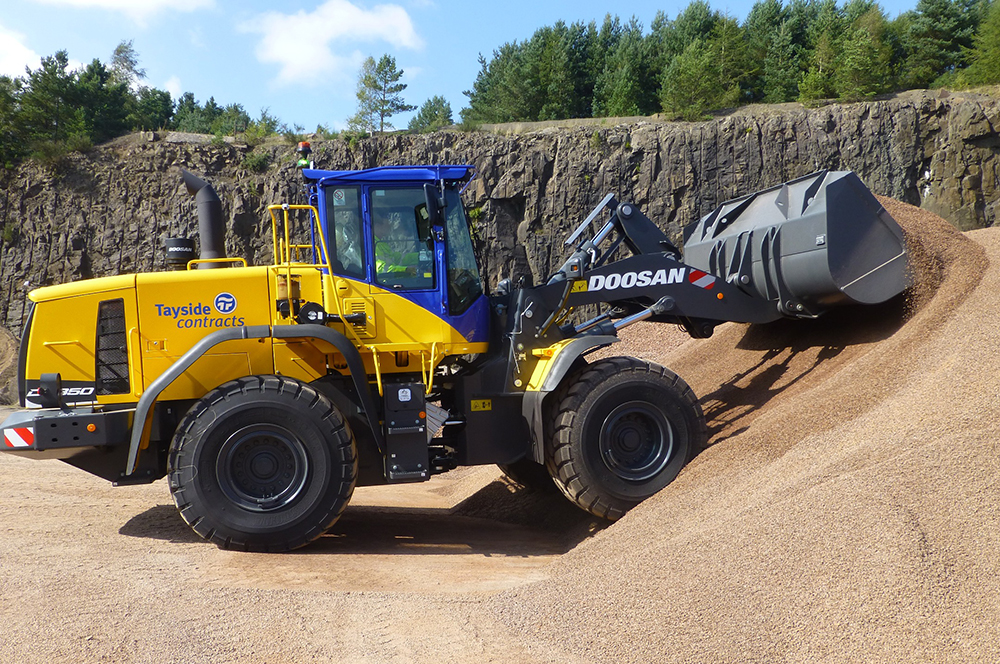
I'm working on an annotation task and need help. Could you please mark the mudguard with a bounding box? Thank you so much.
[521,335,619,464]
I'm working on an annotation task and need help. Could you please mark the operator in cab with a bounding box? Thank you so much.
[373,210,419,276]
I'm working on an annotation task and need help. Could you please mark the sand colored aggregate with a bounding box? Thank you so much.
[487,198,1000,662]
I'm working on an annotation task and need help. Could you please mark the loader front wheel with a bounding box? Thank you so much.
[498,457,558,493]
[168,375,357,552]
[546,357,706,520]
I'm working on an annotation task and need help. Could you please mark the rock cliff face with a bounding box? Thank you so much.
[0,89,997,334]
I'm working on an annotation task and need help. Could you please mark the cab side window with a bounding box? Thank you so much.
[325,186,365,278]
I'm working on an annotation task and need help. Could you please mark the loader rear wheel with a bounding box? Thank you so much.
[546,357,706,520]
[168,375,357,552]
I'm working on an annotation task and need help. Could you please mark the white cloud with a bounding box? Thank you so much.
[0,23,41,77]
[239,0,423,86]
[163,75,182,98]
[30,0,214,24]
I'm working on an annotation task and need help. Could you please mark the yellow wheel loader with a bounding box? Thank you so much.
[0,166,908,551]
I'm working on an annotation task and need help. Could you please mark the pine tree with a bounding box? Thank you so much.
[128,87,173,131]
[963,0,1000,84]
[744,0,789,100]
[75,59,130,143]
[408,96,453,132]
[349,54,415,133]
[660,38,721,120]
[0,76,25,167]
[18,51,82,144]
[593,18,657,116]
[901,0,979,88]
[712,15,750,104]
[763,21,802,102]
[836,8,893,99]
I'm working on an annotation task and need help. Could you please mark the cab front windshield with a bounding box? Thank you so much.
[443,187,483,315]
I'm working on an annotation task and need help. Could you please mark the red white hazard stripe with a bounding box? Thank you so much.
[4,427,34,448]
[688,269,717,290]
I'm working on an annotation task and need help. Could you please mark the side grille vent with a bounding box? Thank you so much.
[343,298,375,338]
[95,298,130,395]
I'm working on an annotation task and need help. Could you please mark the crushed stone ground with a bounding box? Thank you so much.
[1,198,998,663]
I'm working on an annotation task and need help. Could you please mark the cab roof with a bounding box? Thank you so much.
[302,165,474,186]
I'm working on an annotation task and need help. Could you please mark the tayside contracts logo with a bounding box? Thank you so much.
[155,292,245,328]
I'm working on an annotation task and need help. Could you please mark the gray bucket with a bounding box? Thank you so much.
[682,170,908,318]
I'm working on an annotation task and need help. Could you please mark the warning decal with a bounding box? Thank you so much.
[4,427,34,448]
[688,269,717,289]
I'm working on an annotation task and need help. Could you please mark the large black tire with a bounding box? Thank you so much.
[168,375,357,552]
[546,357,706,520]
[498,457,559,493]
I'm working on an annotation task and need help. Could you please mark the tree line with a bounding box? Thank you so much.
[462,0,1000,123]
[0,41,302,170]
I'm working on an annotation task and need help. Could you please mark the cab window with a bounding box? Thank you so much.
[370,188,435,290]
[444,187,483,315]
[324,186,365,278]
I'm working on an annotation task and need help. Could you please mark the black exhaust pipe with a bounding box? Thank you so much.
[181,170,226,268]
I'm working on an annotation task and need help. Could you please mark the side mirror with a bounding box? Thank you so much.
[423,183,445,226]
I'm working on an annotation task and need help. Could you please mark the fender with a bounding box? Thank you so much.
[521,335,619,464]
[271,324,384,454]
[126,324,384,475]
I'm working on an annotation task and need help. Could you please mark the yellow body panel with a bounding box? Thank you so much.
[26,283,140,405]
[24,240,486,407]
[144,353,253,399]
[526,339,580,391]
[135,267,276,395]
[30,274,137,302]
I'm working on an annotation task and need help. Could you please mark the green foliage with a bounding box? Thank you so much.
[661,38,724,120]
[900,0,979,89]
[0,42,296,168]
[212,103,251,136]
[315,123,339,140]
[462,19,599,123]
[348,54,415,133]
[110,40,146,87]
[242,108,281,147]
[593,18,659,116]
[281,123,305,144]
[128,87,173,131]
[763,21,802,102]
[798,66,836,102]
[75,59,130,143]
[408,95,453,132]
[836,8,894,99]
[0,76,25,168]
[2,222,18,244]
[961,0,1000,85]
[18,51,83,144]
[173,93,220,133]
[242,149,270,172]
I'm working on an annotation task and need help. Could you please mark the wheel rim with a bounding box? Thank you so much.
[599,401,674,482]
[216,423,310,512]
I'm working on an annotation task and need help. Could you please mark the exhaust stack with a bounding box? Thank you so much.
[181,170,226,268]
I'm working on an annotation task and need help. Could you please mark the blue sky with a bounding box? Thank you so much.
[0,0,920,132]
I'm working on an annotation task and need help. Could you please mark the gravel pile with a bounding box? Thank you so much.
[487,197,1000,663]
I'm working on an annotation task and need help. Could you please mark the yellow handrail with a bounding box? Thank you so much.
[186,257,247,269]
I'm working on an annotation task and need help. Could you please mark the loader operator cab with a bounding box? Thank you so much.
[306,165,487,336]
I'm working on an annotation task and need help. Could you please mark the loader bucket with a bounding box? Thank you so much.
[682,170,908,318]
